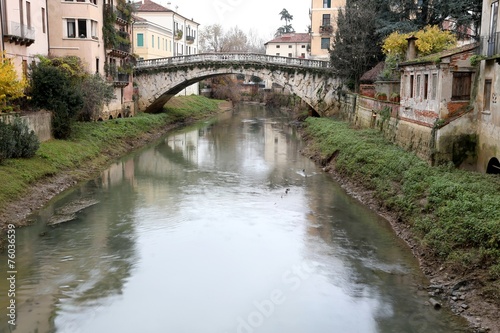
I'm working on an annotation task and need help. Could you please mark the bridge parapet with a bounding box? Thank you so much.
[135,53,331,71]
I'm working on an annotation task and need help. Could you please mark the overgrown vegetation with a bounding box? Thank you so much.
[304,118,500,286]
[0,96,224,212]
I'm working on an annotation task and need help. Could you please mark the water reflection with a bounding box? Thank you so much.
[0,104,467,333]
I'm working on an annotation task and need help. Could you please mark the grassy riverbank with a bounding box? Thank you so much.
[302,118,500,305]
[0,95,227,222]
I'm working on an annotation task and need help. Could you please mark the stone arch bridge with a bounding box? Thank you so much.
[134,53,340,116]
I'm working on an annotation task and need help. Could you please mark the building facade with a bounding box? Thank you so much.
[46,0,135,119]
[133,0,199,95]
[133,15,174,60]
[309,0,345,60]
[475,0,500,173]
[0,0,49,77]
[264,33,310,58]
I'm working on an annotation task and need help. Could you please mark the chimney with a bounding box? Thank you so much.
[166,1,171,9]
[406,35,418,61]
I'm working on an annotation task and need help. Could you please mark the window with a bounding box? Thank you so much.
[322,14,331,26]
[301,53,306,58]
[96,58,99,74]
[321,38,330,49]
[289,45,292,48]
[416,75,421,97]
[276,53,280,56]
[158,37,160,49]
[410,75,414,98]
[22,60,28,79]
[323,0,331,8]
[152,35,154,48]
[276,45,280,48]
[26,2,31,28]
[91,20,98,39]
[41,8,46,33]
[452,72,472,100]
[424,74,429,99]
[488,1,499,56]
[431,73,438,100]
[301,45,306,48]
[484,79,492,111]
[137,33,144,47]
[67,19,76,38]
[288,53,292,57]
[78,19,87,38]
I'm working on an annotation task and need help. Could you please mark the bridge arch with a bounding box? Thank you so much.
[134,53,340,116]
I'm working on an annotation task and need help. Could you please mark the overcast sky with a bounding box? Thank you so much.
[156,0,311,41]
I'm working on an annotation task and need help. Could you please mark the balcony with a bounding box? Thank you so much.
[174,30,183,40]
[114,73,130,87]
[319,25,333,35]
[108,42,131,58]
[479,32,500,58]
[186,35,195,44]
[3,21,35,46]
[104,4,130,25]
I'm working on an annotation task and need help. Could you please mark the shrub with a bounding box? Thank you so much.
[10,117,39,158]
[0,118,39,163]
[30,58,83,139]
[0,121,15,162]
[78,74,115,121]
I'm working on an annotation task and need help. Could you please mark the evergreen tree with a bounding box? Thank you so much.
[330,0,383,91]
[374,0,482,39]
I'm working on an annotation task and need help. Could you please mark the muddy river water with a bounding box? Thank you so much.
[0,104,468,332]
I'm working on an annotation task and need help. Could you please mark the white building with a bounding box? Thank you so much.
[264,33,310,59]
[133,0,200,95]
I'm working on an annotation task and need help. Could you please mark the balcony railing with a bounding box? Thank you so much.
[479,32,500,57]
[320,25,333,34]
[3,21,35,46]
[108,42,131,57]
[135,53,332,71]
[186,36,195,44]
[118,30,130,40]
[114,73,130,87]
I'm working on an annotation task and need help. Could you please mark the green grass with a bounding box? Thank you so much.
[0,96,225,212]
[304,117,500,281]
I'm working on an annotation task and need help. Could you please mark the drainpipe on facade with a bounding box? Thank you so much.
[0,0,6,53]
[45,0,49,56]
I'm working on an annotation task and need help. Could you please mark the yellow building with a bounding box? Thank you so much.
[0,0,49,77]
[309,0,345,60]
[133,15,174,60]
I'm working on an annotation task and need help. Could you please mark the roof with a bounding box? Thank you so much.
[134,0,171,12]
[133,0,200,25]
[400,42,479,66]
[265,33,310,45]
[360,62,385,83]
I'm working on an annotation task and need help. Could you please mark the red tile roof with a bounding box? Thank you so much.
[135,0,172,12]
[265,33,310,45]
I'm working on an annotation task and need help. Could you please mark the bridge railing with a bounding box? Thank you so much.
[135,53,331,70]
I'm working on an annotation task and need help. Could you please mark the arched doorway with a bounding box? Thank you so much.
[486,157,500,174]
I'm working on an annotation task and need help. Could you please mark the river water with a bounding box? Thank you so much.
[0,104,467,333]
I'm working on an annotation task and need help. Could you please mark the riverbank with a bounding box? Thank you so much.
[299,117,500,333]
[0,96,231,232]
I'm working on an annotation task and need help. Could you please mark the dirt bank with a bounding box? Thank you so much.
[299,127,499,333]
